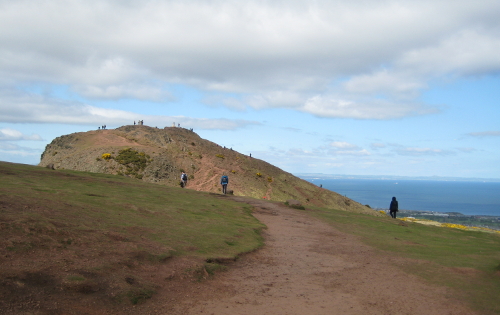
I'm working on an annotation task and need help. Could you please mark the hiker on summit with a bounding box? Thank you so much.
[220,174,229,194]
[389,196,399,218]
[181,171,188,188]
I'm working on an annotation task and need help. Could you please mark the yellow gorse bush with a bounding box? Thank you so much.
[102,153,112,160]
[441,223,468,230]
[400,217,500,234]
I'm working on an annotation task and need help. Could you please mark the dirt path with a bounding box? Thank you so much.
[166,197,475,315]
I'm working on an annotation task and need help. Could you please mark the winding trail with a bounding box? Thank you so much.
[169,197,476,315]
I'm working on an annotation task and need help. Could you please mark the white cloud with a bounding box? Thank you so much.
[335,149,371,156]
[330,141,359,150]
[300,95,439,119]
[399,29,500,76]
[286,148,316,156]
[467,131,500,137]
[0,0,500,120]
[0,142,40,156]
[371,143,386,149]
[328,141,370,156]
[0,90,259,130]
[74,83,172,101]
[343,70,426,97]
[456,147,476,153]
[0,128,42,141]
[395,147,455,156]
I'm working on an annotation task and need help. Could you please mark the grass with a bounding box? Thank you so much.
[310,206,500,314]
[0,161,264,260]
[0,161,265,310]
[3,160,499,313]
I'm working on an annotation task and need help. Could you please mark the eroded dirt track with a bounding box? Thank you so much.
[167,197,475,315]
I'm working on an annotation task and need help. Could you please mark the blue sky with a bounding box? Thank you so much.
[1,0,499,179]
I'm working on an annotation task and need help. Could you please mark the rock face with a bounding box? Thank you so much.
[39,125,375,214]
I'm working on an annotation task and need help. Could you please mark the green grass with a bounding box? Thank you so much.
[310,206,500,314]
[0,161,265,260]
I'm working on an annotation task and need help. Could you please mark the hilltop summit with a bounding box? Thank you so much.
[39,125,372,213]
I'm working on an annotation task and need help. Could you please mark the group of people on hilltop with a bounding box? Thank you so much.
[180,171,229,194]
[134,120,144,125]
[98,125,107,130]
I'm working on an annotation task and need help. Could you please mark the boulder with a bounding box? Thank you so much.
[286,199,302,207]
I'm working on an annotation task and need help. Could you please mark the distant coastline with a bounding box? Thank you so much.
[297,175,500,217]
[297,173,500,183]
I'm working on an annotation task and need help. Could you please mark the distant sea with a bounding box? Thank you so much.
[299,176,500,216]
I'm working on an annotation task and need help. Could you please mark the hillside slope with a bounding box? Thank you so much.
[39,125,374,214]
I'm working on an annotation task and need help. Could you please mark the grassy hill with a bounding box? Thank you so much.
[38,125,375,214]
[0,161,265,313]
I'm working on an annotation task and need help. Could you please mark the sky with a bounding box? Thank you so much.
[1,0,499,179]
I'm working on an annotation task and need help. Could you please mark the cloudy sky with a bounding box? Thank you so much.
[1,0,499,179]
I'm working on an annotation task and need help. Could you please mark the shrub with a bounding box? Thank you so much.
[256,172,262,177]
[284,201,305,210]
[215,154,225,159]
[267,176,273,182]
[231,170,236,174]
[114,148,150,178]
[102,153,112,160]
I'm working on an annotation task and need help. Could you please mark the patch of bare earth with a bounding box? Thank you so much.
[162,197,476,315]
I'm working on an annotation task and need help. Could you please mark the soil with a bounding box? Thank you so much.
[147,197,476,315]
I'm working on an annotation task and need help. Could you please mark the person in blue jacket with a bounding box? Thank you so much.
[220,174,229,194]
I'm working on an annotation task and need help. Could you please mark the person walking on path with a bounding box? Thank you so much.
[181,171,188,188]
[389,196,398,218]
[220,174,229,194]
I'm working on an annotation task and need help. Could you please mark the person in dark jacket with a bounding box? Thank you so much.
[220,174,229,194]
[389,196,398,218]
